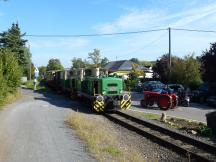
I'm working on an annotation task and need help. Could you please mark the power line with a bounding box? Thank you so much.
[24,28,216,38]
[116,30,168,59]
[172,28,216,33]
[25,28,167,37]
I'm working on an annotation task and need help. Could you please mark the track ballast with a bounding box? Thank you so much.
[104,110,216,162]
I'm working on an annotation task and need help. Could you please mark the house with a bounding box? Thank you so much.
[104,60,153,79]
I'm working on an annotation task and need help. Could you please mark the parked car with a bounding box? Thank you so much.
[168,84,190,107]
[191,83,209,103]
[207,96,216,108]
[143,81,165,91]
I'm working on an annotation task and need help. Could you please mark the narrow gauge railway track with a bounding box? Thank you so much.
[104,110,216,162]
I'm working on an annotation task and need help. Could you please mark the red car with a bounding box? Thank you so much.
[140,89,178,110]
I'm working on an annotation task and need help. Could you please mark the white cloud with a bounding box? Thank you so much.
[91,1,216,62]
[94,9,165,33]
[94,2,216,33]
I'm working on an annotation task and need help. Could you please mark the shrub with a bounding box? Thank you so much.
[0,48,21,104]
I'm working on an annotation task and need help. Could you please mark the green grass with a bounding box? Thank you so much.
[22,80,47,91]
[142,113,160,120]
[101,146,121,157]
[66,112,144,162]
[130,111,213,137]
[0,90,22,110]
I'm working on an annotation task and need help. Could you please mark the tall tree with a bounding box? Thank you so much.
[0,48,21,92]
[88,49,101,67]
[130,58,140,65]
[153,53,202,88]
[47,58,64,71]
[153,54,170,83]
[200,43,216,83]
[200,43,216,94]
[101,57,109,67]
[0,23,28,65]
[171,54,202,89]
[130,63,144,79]
[71,57,86,68]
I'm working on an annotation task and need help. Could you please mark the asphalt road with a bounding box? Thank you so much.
[0,89,96,162]
[130,92,216,123]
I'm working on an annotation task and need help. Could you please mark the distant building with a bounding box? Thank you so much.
[104,60,153,79]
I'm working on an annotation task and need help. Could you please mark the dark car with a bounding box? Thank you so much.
[143,81,165,91]
[168,84,190,107]
[167,84,185,93]
[207,96,216,108]
[191,83,209,103]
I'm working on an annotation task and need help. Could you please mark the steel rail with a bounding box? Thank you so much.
[104,110,216,162]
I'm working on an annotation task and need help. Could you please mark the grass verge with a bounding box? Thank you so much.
[66,112,144,162]
[21,80,47,91]
[129,111,213,137]
[0,90,22,110]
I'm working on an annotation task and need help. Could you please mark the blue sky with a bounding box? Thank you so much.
[1,0,216,68]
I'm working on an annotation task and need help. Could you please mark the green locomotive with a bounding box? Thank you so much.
[49,68,131,112]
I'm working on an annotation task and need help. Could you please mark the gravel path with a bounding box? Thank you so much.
[0,89,96,162]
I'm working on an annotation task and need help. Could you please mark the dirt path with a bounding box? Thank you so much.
[0,89,96,162]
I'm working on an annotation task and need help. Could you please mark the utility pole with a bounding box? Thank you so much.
[168,27,171,82]
[29,58,31,80]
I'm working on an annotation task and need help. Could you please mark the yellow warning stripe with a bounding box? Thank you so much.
[121,100,127,108]
[121,95,131,104]
[120,100,131,109]
[93,101,105,112]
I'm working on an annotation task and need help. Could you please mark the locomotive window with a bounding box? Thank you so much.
[94,81,99,94]
[108,83,117,86]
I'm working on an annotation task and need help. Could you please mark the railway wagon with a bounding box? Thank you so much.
[50,68,131,112]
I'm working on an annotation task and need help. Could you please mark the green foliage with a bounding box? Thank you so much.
[153,54,202,88]
[87,49,109,68]
[124,79,138,91]
[0,23,31,77]
[201,42,216,84]
[0,48,21,91]
[71,57,86,68]
[102,146,121,156]
[38,66,46,75]
[0,48,21,103]
[23,80,47,91]
[196,125,212,137]
[124,64,144,90]
[130,58,140,65]
[153,54,170,83]
[21,47,32,76]
[140,60,156,67]
[88,49,101,67]
[100,57,109,67]
[129,63,144,79]
[37,66,47,81]
[47,58,64,71]
[170,54,202,89]
[0,23,28,65]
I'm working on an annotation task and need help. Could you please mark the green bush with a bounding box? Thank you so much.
[196,125,212,137]
[0,48,21,104]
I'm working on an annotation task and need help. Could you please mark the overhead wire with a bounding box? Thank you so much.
[116,30,168,59]
[25,28,167,37]
[172,28,216,33]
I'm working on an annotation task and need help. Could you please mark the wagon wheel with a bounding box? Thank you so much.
[158,95,172,110]
[140,99,147,107]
